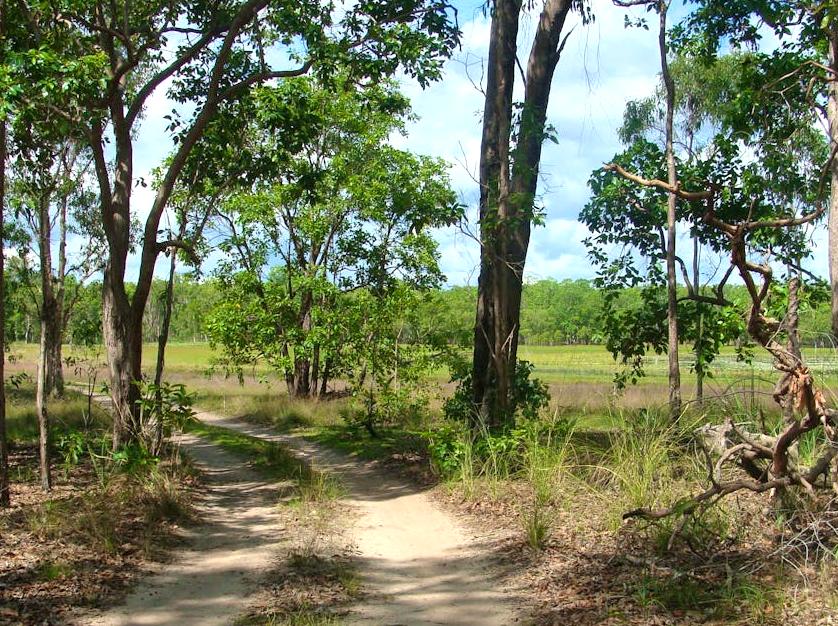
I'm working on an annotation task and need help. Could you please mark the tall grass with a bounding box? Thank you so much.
[193,388,344,432]
[6,386,111,443]
[597,407,707,531]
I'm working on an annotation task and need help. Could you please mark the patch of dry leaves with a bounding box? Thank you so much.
[0,445,198,626]
[436,480,838,626]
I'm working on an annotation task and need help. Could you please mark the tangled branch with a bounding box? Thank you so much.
[605,164,838,523]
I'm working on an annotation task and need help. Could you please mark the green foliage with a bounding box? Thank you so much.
[56,430,87,471]
[520,279,603,345]
[343,385,431,434]
[582,44,827,391]
[444,359,549,426]
[204,76,460,404]
[424,423,472,479]
[425,412,576,481]
[110,444,161,476]
[135,381,197,435]
[142,275,220,343]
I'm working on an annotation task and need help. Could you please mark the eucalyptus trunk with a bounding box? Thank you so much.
[102,268,143,449]
[472,0,573,429]
[0,115,9,507]
[291,290,314,397]
[472,0,523,429]
[319,359,332,398]
[152,244,179,455]
[36,323,52,491]
[827,24,838,342]
[658,1,682,421]
[34,184,63,488]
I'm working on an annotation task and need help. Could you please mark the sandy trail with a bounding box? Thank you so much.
[196,411,519,626]
[79,431,287,626]
[79,409,518,625]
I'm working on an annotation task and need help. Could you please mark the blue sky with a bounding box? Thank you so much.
[128,0,830,286]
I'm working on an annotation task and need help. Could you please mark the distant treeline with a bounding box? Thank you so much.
[5,275,833,348]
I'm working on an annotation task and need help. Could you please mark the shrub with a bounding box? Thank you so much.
[444,359,549,426]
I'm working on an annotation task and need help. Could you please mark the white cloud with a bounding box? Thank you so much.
[121,0,830,287]
[395,0,666,282]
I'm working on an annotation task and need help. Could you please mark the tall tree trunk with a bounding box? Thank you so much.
[37,192,65,401]
[103,269,142,449]
[695,308,704,404]
[45,330,63,397]
[472,0,573,429]
[659,1,681,420]
[827,25,838,342]
[92,114,143,449]
[36,322,51,491]
[0,111,9,507]
[692,235,703,405]
[319,358,331,398]
[311,344,320,397]
[292,290,314,397]
[472,0,521,430]
[152,244,178,455]
[35,194,56,487]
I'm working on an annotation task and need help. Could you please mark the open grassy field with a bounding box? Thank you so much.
[9,340,838,413]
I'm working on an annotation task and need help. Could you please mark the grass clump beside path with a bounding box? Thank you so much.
[183,419,307,482]
[184,418,354,625]
[1,383,197,625]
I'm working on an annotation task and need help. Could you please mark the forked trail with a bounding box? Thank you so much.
[80,410,519,625]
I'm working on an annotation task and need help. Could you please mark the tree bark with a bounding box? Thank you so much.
[152,242,179,455]
[827,24,838,342]
[36,322,51,491]
[0,111,9,507]
[472,0,572,429]
[472,0,521,429]
[34,187,62,489]
[658,1,682,420]
[102,268,142,449]
[692,235,703,405]
[45,330,64,397]
[319,358,331,398]
[292,289,314,397]
[782,272,802,422]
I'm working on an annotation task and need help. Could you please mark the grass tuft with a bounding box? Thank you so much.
[183,419,308,482]
[35,559,74,582]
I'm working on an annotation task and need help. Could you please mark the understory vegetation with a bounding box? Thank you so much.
[4,0,838,624]
[183,368,837,626]
[0,387,197,624]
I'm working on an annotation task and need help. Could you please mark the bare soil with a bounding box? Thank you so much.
[196,411,522,625]
[77,430,290,626]
[68,411,520,625]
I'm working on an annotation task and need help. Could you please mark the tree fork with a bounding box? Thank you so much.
[472,0,574,429]
[608,168,836,522]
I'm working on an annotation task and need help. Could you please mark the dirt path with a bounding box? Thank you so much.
[80,409,519,625]
[195,411,520,626]
[79,431,288,626]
